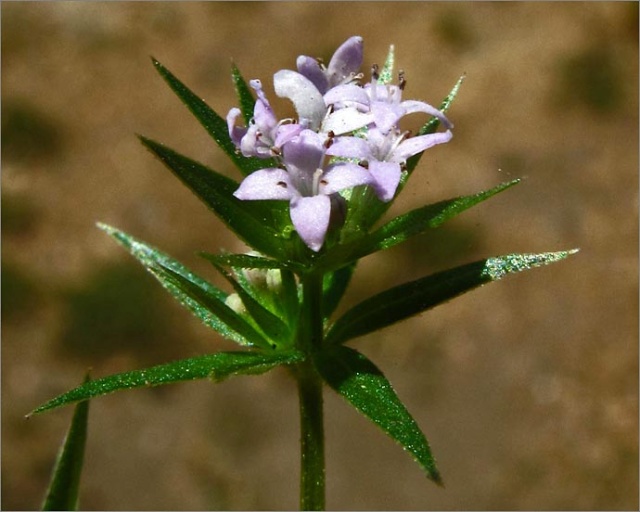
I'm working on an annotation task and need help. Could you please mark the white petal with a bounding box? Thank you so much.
[273,70,326,131]
[290,195,331,252]
[322,108,373,135]
[233,168,294,201]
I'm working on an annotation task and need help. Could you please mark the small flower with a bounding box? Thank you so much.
[324,71,453,135]
[327,127,452,201]
[296,36,364,95]
[227,79,302,158]
[234,129,372,251]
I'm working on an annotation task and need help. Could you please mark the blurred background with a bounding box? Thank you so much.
[2,2,638,510]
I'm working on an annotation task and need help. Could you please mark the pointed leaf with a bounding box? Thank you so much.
[315,346,442,484]
[211,261,293,348]
[41,374,91,511]
[231,62,257,125]
[151,57,271,175]
[322,263,357,320]
[316,180,520,273]
[200,251,298,271]
[30,351,303,416]
[138,136,292,260]
[98,223,270,347]
[326,249,579,345]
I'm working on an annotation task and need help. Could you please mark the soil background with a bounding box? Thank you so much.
[2,2,638,510]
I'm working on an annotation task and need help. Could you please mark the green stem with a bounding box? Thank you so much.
[296,273,325,511]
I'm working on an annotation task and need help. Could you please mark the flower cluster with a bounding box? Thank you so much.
[228,36,453,252]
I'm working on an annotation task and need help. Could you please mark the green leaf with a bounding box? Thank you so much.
[326,249,579,345]
[199,251,298,271]
[151,57,271,176]
[316,180,520,273]
[41,374,91,511]
[322,263,357,320]
[138,136,292,260]
[315,346,442,484]
[98,223,270,347]
[30,351,303,416]
[231,62,256,125]
[210,261,293,348]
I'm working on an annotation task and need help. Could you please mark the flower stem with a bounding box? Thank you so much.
[296,273,325,511]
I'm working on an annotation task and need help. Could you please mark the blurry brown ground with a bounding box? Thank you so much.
[2,2,638,510]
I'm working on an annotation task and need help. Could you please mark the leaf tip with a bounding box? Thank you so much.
[482,249,579,281]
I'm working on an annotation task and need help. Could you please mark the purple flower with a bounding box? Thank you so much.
[327,127,453,201]
[324,77,453,135]
[296,36,364,95]
[234,130,372,251]
[227,79,302,158]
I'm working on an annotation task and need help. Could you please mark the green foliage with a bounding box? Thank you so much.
[315,346,441,484]
[30,351,302,416]
[41,374,90,511]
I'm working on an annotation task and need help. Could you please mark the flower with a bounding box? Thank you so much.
[233,129,372,251]
[327,126,453,201]
[227,79,303,158]
[324,72,453,135]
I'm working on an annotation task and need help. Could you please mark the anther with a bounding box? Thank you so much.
[371,64,379,81]
[398,70,406,91]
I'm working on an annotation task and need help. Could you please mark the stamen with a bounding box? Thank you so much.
[276,181,288,188]
[359,160,370,169]
[371,64,379,81]
[398,70,406,91]
[324,131,335,149]
[312,168,324,196]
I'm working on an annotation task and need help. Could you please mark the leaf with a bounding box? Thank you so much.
[315,346,442,484]
[322,263,357,320]
[210,261,293,348]
[316,180,520,273]
[30,351,303,416]
[41,374,91,511]
[326,249,579,345]
[98,223,270,348]
[151,57,271,176]
[231,62,256,125]
[138,136,292,260]
[200,251,299,272]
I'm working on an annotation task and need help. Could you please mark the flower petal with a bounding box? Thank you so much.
[290,195,332,251]
[324,84,370,109]
[368,161,402,202]
[371,102,405,134]
[401,100,453,129]
[391,130,453,162]
[322,108,373,135]
[227,107,246,147]
[273,70,326,131]
[325,136,372,160]
[234,168,294,201]
[327,36,363,86]
[320,163,373,195]
[297,55,328,94]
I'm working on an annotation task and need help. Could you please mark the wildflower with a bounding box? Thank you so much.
[327,126,453,201]
[233,129,371,251]
[227,79,302,158]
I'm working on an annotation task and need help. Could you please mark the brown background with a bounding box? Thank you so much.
[2,2,638,510]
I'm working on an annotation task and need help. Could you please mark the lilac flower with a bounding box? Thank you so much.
[227,79,302,158]
[234,129,372,251]
[327,126,452,201]
[324,75,452,135]
[296,36,364,95]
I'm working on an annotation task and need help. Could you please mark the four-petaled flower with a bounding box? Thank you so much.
[233,129,372,252]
